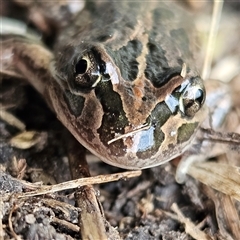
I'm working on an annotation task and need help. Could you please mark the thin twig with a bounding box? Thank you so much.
[0,198,4,240]
[51,217,80,233]
[2,171,141,200]
[171,203,213,240]
[8,202,24,240]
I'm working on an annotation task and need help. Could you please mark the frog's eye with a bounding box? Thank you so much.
[74,51,103,91]
[179,78,206,117]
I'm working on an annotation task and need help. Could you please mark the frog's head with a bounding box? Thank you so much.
[51,42,206,169]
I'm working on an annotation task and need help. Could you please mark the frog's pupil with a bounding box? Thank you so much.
[76,59,88,74]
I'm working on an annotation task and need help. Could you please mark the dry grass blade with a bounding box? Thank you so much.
[220,194,240,239]
[203,185,240,239]
[9,131,47,149]
[0,109,26,131]
[202,0,224,80]
[187,162,240,201]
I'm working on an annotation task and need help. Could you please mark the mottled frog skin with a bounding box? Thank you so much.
[48,1,206,169]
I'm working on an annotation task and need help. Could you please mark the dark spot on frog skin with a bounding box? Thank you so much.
[108,39,142,82]
[63,90,85,117]
[95,80,128,157]
[177,122,199,144]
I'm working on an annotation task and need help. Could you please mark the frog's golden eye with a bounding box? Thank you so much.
[74,52,102,90]
[179,78,206,118]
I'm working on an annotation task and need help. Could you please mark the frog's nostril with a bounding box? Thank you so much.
[195,89,205,105]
